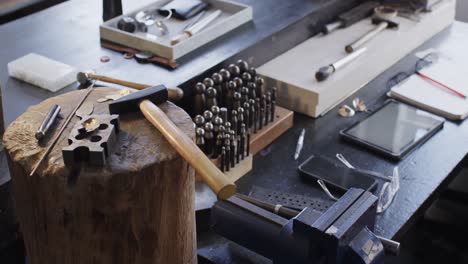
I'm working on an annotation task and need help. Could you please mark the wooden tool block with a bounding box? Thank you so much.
[251,106,293,155]
[3,88,197,264]
[196,155,252,182]
[195,106,292,183]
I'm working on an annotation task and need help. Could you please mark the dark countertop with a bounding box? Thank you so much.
[197,22,468,263]
[235,22,468,240]
[0,0,467,262]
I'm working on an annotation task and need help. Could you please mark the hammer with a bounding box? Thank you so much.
[109,85,236,199]
[77,71,184,101]
[345,7,398,53]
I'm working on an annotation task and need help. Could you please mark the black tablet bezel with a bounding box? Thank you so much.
[340,100,445,160]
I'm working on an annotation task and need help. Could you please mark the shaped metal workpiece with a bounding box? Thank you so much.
[62,114,120,167]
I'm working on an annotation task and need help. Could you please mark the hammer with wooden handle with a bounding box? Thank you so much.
[109,85,236,200]
[345,16,398,53]
[77,72,184,101]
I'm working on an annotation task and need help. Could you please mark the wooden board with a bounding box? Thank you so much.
[258,0,456,117]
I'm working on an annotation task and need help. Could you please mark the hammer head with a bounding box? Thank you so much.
[77,71,92,85]
[372,17,398,28]
[109,85,168,115]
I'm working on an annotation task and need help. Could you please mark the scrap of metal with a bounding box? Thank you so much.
[62,114,120,166]
[192,59,277,171]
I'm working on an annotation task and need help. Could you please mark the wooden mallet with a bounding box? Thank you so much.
[108,85,236,200]
[77,71,184,101]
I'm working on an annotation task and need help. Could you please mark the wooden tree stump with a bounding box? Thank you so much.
[3,88,196,264]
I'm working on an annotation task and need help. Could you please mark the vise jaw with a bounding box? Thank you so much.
[211,188,385,264]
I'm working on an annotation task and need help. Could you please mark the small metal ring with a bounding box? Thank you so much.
[161,9,172,21]
[123,53,135,59]
[374,6,398,20]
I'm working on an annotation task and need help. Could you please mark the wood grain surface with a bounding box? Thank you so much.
[3,87,197,264]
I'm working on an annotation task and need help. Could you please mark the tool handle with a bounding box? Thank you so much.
[88,73,149,89]
[139,100,236,199]
[87,73,184,101]
[345,22,388,53]
[170,32,191,46]
[333,47,367,70]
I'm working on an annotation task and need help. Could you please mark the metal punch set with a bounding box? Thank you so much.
[193,59,277,172]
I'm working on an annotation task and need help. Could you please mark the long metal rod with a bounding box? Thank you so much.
[29,82,95,176]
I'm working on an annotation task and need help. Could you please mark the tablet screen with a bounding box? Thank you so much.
[343,101,444,156]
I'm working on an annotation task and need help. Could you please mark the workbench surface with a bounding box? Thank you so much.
[0,0,467,262]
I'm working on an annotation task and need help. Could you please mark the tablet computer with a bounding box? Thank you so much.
[340,100,445,160]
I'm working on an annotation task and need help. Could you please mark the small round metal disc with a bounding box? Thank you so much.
[100,56,110,63]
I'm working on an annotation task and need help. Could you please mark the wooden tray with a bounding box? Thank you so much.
[100,0,252,60]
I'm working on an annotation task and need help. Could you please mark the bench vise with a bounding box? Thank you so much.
[211,188,385,264]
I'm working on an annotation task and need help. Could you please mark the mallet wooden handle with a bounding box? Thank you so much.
[171,32,191,46]
[139,100,236,199]
[87,73,184,101]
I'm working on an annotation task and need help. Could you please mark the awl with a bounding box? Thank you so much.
[171,10,222,45]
